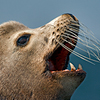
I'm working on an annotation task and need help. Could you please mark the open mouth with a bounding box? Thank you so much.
[47,41,83,73]
[44,14,87,75]
[48,42,71,71]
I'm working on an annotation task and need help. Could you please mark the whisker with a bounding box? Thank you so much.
[56,20,100,64]
[65,26,100,52]
[92,42,100,51]
[70,23,80,27]
[62,33,78,42]
[64,30,78,38]
[63,33,99,52]
[69,25,99,46]
[78,38,100,52]
[90,50,100,61]
[69,24,100,46]
[70,20,79,24]
[68,27,79,34]
[55,39,96,65]
[80,22,94,35]
[61,35,99,60]
[79,29,100,46]
[87,50,91,58]
[80,22,100,43]
[79,27,100,53]
[68,25,79,31]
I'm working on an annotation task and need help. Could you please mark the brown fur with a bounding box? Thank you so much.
[0,14,86,100]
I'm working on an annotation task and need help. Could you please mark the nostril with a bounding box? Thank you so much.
[61,33,64,35]
[52,32,56,35]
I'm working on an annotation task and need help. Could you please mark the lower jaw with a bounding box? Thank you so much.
[49,65,86,82]
[50,63,85,74]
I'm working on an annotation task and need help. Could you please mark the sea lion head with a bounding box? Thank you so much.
[0,14,86,100]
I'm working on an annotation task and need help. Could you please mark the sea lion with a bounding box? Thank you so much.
[0,13,86,100]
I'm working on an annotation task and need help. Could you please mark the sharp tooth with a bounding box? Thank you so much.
[78,64,83,70]
[70,63,76,71]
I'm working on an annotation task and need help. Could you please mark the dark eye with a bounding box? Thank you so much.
[17,34,31,46]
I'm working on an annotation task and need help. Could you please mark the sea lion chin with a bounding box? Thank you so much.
[0,13,86,100]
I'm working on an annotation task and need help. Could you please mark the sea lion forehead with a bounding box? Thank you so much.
[0,21,28,36]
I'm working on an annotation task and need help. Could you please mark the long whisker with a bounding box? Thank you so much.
[70,23,100,46]
[79,29,100,46]
[64,30,78,38]
[61,35,100,62]
[63,33,99,52]
[90,50,100,61]
[67,28,98,46]
[61,35,99,59]
[68,25,79,31]
[69,23,97,37]
[56,20,100,64]
[64,26,100,52]
[55,39,95,65]
[70,20,79,24]
[80,22,95,36]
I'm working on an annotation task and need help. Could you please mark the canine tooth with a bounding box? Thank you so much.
[78,64,82,70]
[70,63,76,71]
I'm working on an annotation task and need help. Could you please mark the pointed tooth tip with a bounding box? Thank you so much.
[78,64,83,70]
[70,63,76,71]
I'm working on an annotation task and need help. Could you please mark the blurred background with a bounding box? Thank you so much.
[0,0,100,100]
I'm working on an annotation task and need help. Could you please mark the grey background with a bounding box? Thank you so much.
[0,0,100,100]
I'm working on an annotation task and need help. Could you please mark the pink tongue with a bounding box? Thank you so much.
[48,43,73,71]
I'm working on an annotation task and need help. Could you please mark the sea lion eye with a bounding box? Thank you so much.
[17,34,31,46]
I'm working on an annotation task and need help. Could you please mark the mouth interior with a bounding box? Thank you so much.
[48,42,73,71]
